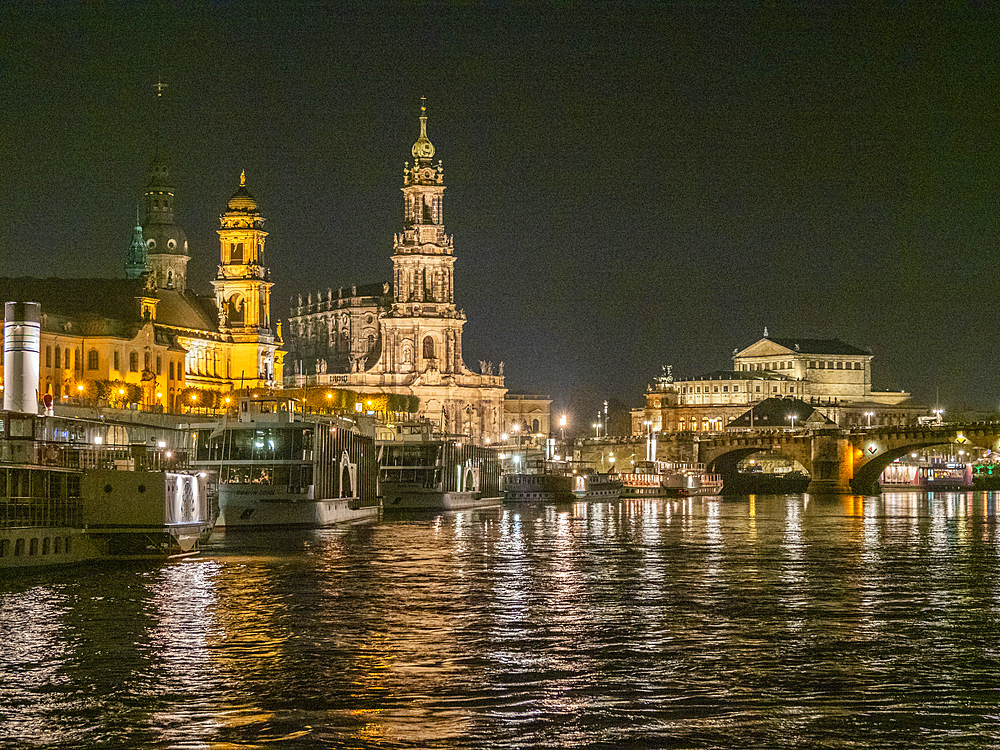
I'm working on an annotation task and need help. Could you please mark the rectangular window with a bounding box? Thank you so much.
[723,386,729,392]
[231,242,244,262]
[114,351,120,371]
[156,356,162,375]
[169,361,174,380]
[46,346,52,367]
[54,347,61,369]
[130,352,139,372]
[734,385,739,392]
[87,350,98,370]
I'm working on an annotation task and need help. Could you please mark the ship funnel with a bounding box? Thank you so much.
[3,301,41,414]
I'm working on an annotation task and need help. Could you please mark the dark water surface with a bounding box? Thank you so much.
[4,493,1000,748]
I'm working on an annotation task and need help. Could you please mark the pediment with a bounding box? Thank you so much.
[734,338,796,359]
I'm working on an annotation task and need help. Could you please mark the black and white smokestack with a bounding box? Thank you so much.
[3,302,41,415]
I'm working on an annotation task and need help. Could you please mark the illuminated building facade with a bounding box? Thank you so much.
[285,103,506,441]
[0,155,283,410]
[634,334,917,434]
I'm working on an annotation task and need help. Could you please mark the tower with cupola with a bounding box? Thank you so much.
[211,172,283,386]
[376,99,467,376]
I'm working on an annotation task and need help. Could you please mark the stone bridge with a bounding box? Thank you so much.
[698,423,1000,494]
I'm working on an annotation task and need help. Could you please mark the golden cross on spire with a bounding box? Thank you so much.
[153,80,168,97]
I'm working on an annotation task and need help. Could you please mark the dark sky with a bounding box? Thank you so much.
[1,3,998,419]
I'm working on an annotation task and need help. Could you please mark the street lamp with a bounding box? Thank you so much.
[559,414,567,440]
[864,411,874,428]
[787,413,798,430]
[933,408,944,424]
[592,422,600,438]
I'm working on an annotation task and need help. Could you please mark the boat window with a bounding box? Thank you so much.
[0,539,8,557]
[14,539,24,557]
[29,538,38,556]
[42,537,50,555]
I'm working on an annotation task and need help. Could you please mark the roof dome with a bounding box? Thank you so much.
[143,221,189,257]
[227,170,259,212]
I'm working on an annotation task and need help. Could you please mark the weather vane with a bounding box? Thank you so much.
[153,80,168,97]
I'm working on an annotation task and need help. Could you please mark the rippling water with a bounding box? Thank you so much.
[4,493,1000,748]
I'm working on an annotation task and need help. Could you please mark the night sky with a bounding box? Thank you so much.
[1,3,998,422]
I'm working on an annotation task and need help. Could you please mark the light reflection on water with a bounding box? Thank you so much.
[4,493,1000,747]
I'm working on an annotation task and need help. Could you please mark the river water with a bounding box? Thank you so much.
[3,493,1000,748]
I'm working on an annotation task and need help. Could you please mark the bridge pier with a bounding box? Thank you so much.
[806,432,853,494]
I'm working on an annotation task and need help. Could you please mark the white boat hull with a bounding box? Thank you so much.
[0,526,101,570]
[218,486,379,528]
[381,484,501,511]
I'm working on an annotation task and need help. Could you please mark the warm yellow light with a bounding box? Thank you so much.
[156,392,162,398]
[190,393,197,401]
[77,384,84,392]
[224,397,231,404]
[326,393,333,400]
[118,388,125,395]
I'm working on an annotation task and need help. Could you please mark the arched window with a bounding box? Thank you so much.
[144,352,151,371]
[169,361,175,380]
[87,350,98,370]
[113,351,120,371]
[129,352,139,372]
[166,270,174,289]
[532,419,540,433]
[422,336,435,359]
[54,347,61,369]
[367,334,375,351]
[45,346,52,368]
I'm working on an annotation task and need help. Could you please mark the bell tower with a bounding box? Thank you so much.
[211,172,282,385]
[374,99,467,377]
[392,97,456,310]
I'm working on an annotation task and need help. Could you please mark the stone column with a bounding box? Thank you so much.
[806,430,853,494]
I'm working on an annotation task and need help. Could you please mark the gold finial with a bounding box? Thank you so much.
[420,95,426,114]
[240,169,246,187]
[153,81,168,97]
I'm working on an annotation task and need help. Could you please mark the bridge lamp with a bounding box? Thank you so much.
[933,408,944,424]
[787,413,798,429]
[864,411,874,428]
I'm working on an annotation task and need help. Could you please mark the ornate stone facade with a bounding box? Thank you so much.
[0,158,284,410]
[285,102,506,441]
[634,334,917,435]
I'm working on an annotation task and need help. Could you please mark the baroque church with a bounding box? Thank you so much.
[284,102,506,441]
[0,134,282,411]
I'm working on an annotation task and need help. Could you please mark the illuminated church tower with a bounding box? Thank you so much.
[139,83,191,291]
[376,99,467,375]
[211,172,283,386]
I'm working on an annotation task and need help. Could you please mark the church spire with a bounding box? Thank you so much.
[125,204,148,279]
[411,96,435,162]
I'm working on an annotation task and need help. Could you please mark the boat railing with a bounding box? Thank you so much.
[1,440,190,472]
[0,497,83,529]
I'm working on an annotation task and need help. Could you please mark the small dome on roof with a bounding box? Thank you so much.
[227,170,259,212]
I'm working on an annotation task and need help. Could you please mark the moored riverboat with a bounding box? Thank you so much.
[193,397,380,529]
[1,409,215,570]
[378,423,502,511]
[880,458,973,491]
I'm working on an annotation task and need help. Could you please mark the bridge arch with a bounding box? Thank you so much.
[850,439,963,494]
[704,441,813,492]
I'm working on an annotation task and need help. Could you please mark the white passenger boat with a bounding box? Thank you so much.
[1,409,215,570]
[193,397,380,529]
[617,460,722,498]
[504,461,622,504]
[378,425,502,511]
